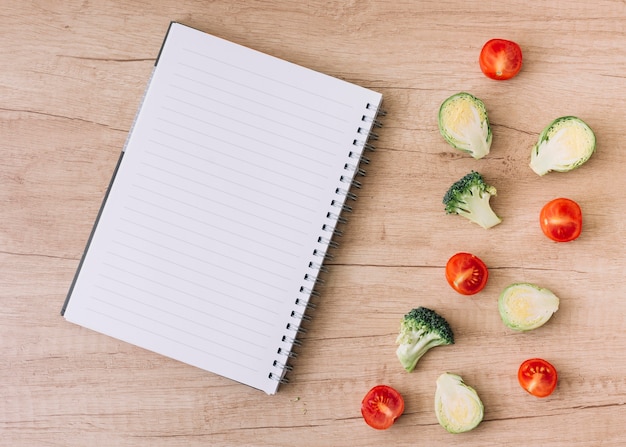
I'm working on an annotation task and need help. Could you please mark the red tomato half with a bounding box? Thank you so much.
[479,39,523,80]
[539,198,583,242]
[518,358,558,398]
[361,385,405,430]
[445,252,489,295]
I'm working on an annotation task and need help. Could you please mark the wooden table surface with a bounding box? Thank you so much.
[2,0,625,445]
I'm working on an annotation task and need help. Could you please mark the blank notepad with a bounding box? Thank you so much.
[62,22,383,394]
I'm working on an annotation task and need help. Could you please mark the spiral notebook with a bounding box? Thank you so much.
[61,22,383,394]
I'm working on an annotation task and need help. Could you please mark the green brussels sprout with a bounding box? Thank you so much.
[498,283,559,331]
[438,92,492,159]
[435,372,484,434]
[529,116,596,175]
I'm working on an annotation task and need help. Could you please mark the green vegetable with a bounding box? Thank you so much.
[498,283,559,331]
[435,372,484,434]
[395,307,454,373]
[529,116,596,176]
[443,171,502,229]
[438,92,492,159]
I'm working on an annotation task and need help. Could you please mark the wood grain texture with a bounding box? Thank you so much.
[1,0,625,445]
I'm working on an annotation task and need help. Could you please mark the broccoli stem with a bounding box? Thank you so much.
[457,187,502,229]
[396,332,444,372]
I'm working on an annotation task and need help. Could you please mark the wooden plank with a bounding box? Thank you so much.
[1,0,625,445]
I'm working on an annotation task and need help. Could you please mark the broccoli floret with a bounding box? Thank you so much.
[395,307,454,373]
[443,171,502,229]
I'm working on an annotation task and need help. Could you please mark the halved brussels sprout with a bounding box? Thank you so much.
[498,283,559,331]
[438,92,492,159]
[435,372,484,434]
[529,116,596,176]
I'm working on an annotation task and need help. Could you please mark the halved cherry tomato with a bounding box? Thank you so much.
[518,358,558,398]
[539,198,582,242]
[479,38,523,80]
[360,385,405,430]
[445,252,489,295]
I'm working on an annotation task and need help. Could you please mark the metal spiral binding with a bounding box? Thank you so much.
[269,102,386,386]
[335,187,358,201]
[299,286,321,297]
[286,322,308,334]
[326,211,348,225]
[295,297,317,309]
[349,150,370,165]
[309,261,329,273]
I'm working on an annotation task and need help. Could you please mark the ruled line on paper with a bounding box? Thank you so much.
[98,273,276,336]
[85,302,261,369]
[109,239,289,298]
[121,204,301,261]
[100,261,281,317]
[140,151,320,216]
[149,131,330,190]
[122,189,300,253]
[179,50,353,112]
[160,103,338,161]
[115,225,294,282]
[92,282,269,348]
[155,116,333,170]
[131,170,312,232]
[171,72,347,133]
[130,173,312,238]
[117,216,297,278]
[169,82,345,143]
[104,250,284,312]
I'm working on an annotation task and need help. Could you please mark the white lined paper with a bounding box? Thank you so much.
[63,22,382,394]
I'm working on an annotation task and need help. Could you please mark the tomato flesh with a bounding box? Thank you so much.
[479,38,523,80]
[518,358,558,398]
[361,385,404,430]
[445,252,489,295]
[539,198,582,242]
